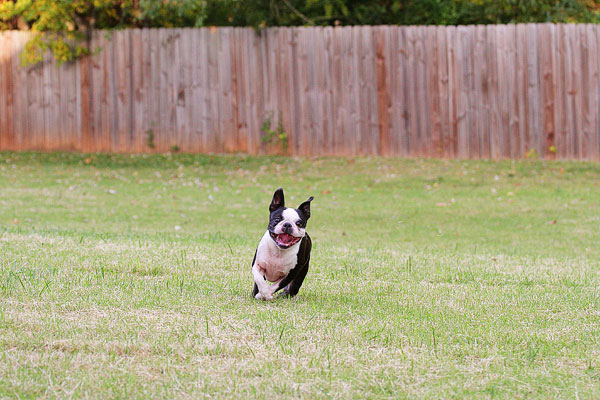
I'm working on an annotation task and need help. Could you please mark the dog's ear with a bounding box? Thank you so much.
[298,196,314,220]
[269,188,285,212]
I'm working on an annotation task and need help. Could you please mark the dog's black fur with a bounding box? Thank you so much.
[251,188,313,299]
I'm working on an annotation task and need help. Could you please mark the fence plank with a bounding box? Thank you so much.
[486,25,500,159]
[435,26,449,158]
[114,31,130,151]
[446,26,458,157]
[2,25,600,159]
[554,24,567,159]
[405,26,418,156]
[0,32,10,149]
[189,29,203,153]
[104,33,117,151]
[425,26,441,157]
[340,26,358,155]
[0,32,6,149]
[196,28,209,152]
[129,29,143,152]
[567,24,581,158]
[456,26,469,158]
[596,25,600,160]
[27,51,45,150]
[232,28,246,153]
[580,24,594,160]
[587,24,599,161]
[526,24,542,157]
[506,24,520,158]
[515,24,528,158]
[375,26,390,156]
[472,25,486,158]
[539,24,556,159]
[393,27,409,157]
[12,32,28,151]
[497,25,512,158]
[465,25,477,158]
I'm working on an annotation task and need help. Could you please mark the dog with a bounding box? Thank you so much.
[251,188,313,300]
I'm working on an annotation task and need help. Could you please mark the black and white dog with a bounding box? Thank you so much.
[251,188,313,300]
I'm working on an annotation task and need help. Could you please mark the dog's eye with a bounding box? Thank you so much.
[295,221,304,228]
[273,218,280,223]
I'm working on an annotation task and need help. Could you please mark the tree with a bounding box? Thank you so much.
[0,0,208,64]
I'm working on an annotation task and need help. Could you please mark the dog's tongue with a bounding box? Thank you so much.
[278,233,295,245]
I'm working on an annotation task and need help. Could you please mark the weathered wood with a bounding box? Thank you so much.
[570,26,581,161]
[190,28,204,153]
[246,28,262,154]
[587,23,599,161]
[130,29,144,152]
[102,32,115,152]
[0,32,9,149]
[415,26,429,156]
[0,32,6,149]
[446,26,458,157]
[554,24,567,159]
[113,30,130,151]
[526,24,541,157]
[487,25,500,159]
[456,26,469,158]
[596,25,600,160]
[405,26,418,156]
[1,25,600,159]
[515,24,528,158]
[539,24,556,159]
[472,25,485,158]
[506,24,520,158]
[580,24,594,160]
[425,26,441,157]
[464,25,476,158]
[12,32,29,151]
[232,27,242,153]
[378,25,390,156]
[436,26,449,158]
[496,25,511,158]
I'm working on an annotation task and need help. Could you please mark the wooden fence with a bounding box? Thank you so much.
[1,25,600,159]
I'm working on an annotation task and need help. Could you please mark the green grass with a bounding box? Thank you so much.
[0,152,599,399]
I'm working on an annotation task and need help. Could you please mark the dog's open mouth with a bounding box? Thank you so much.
[270,232,301,248]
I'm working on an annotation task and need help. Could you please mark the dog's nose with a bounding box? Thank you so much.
[283,222,292,230]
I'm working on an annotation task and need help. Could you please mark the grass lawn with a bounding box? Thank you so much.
[0,152,599,399]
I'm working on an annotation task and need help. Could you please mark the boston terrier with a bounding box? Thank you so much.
[251,188,314,300]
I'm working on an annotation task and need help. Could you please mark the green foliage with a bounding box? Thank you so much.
[0,0,209,65]
[261,112,288,154]
[206,0,600,27]
[139,0,207,27]
[0,0,127,64]
[525,148,540,159]
[146,122,156,149]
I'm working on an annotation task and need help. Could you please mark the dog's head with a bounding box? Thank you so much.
[267,188,313,249]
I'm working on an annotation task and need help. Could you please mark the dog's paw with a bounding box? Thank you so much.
[255,292,273,301]
[262,292,274,301]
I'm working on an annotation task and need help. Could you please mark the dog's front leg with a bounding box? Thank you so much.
[268,272,296,297]
[252,264,273,300]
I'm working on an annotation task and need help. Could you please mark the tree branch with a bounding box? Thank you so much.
[280,0,314,25]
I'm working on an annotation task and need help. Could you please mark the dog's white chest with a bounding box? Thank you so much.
[255,231,299,282]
